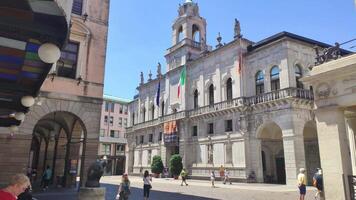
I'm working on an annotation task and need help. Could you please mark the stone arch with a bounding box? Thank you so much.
[192,24,201,42]
[19,97,101,187]
[303,120,321,185]
[256,121,286,184]
[177,25,184,43]
[29,111,88,188]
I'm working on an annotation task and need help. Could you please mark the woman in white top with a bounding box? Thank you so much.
[143,170,152,200]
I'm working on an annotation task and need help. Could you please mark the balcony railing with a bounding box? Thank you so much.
[245,87,313,105]
[167,38,202,53]
[160,111,186,123]
[126,88,313,132]
[189,97,245,117]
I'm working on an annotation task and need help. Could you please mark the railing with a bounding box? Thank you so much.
[245,87,313,105]
[167,38,202,53]
[160,111,186,123]
[349,175,356,200]
[189,97,245,117]
[128,88,313,131]
[192,40,201,49]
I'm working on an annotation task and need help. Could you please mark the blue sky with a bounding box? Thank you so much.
[104,0,356,100]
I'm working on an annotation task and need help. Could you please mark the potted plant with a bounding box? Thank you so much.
[169,154,183,179]
[151,155,164,178]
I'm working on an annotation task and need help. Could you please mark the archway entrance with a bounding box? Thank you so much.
[303,121,321,185]
[258,122,286,184]
[28,111,87,189]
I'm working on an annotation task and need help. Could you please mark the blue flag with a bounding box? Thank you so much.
[156,81,160,106]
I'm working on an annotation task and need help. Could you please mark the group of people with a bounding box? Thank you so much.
[210,165,232,188]
[115,170,152,200]
[298,168,324,200]
[1,166,324,200]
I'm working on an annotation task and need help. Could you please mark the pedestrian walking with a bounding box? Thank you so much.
[219,165,225,182]
[297,168,307,200]
[223,169,232,185]
[313,168,324,200]
[116,173,131,200]
[42,165,52,191]
[210,170,216,188]
[143,170,152,200]
[180,168,188,186]
[0,174,31,200]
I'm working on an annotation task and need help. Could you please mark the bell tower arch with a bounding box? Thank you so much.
[166,0,208,71]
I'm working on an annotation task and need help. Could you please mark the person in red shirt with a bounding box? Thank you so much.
[0,174,31,200]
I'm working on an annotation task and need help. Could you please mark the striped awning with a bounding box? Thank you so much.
[0,0,71,127]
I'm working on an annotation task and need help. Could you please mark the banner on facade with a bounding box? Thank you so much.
[164,121,179,146]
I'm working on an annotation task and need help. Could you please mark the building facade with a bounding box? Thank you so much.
[302,53,356,200]
[125,1,352,185]
[98,95,130,175]
[0,0,110,187]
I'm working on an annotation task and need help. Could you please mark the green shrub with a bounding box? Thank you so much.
[169,154,183,176]
[151,155,164,174]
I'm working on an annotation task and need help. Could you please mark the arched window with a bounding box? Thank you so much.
[161,101,165,117]
[209,84,214,106]
[142,107,146,122]
[177,26,183,43]
[295,64,303,89]
[226,78,233,101]
[270,66,280,91]
[151,104,155,120]
[255,71,264,95]
[192,24,200,43]
[193,89,198,109]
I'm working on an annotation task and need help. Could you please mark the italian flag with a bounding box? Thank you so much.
[177,66,186,98]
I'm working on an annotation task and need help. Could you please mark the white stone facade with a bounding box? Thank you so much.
[126,1,324,185]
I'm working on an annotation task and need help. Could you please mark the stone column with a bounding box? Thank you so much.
[125,141,134,174]
[281,122,306,185]
[248,138,263,183]
[315,107,352,200]
[346,118,356,175]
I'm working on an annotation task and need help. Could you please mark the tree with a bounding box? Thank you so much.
[169,154,183,177]
[151,155,164,175]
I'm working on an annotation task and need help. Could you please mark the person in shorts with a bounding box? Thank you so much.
[297,168,307,200]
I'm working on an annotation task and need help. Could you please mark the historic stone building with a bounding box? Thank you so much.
[126,0,348,185]
[0,0,110,187]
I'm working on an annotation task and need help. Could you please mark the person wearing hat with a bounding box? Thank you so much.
[313,168,324,200]
[297,168,307,200]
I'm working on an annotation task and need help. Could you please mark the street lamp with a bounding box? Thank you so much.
[14,112,25,121]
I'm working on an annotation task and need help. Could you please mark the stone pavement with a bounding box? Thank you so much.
[33,176,317,200]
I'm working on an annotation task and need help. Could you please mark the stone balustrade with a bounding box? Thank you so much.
[126,88,313,132]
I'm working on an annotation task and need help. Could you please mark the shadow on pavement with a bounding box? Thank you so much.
[32,183,219,200]
[102,183,219,200]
